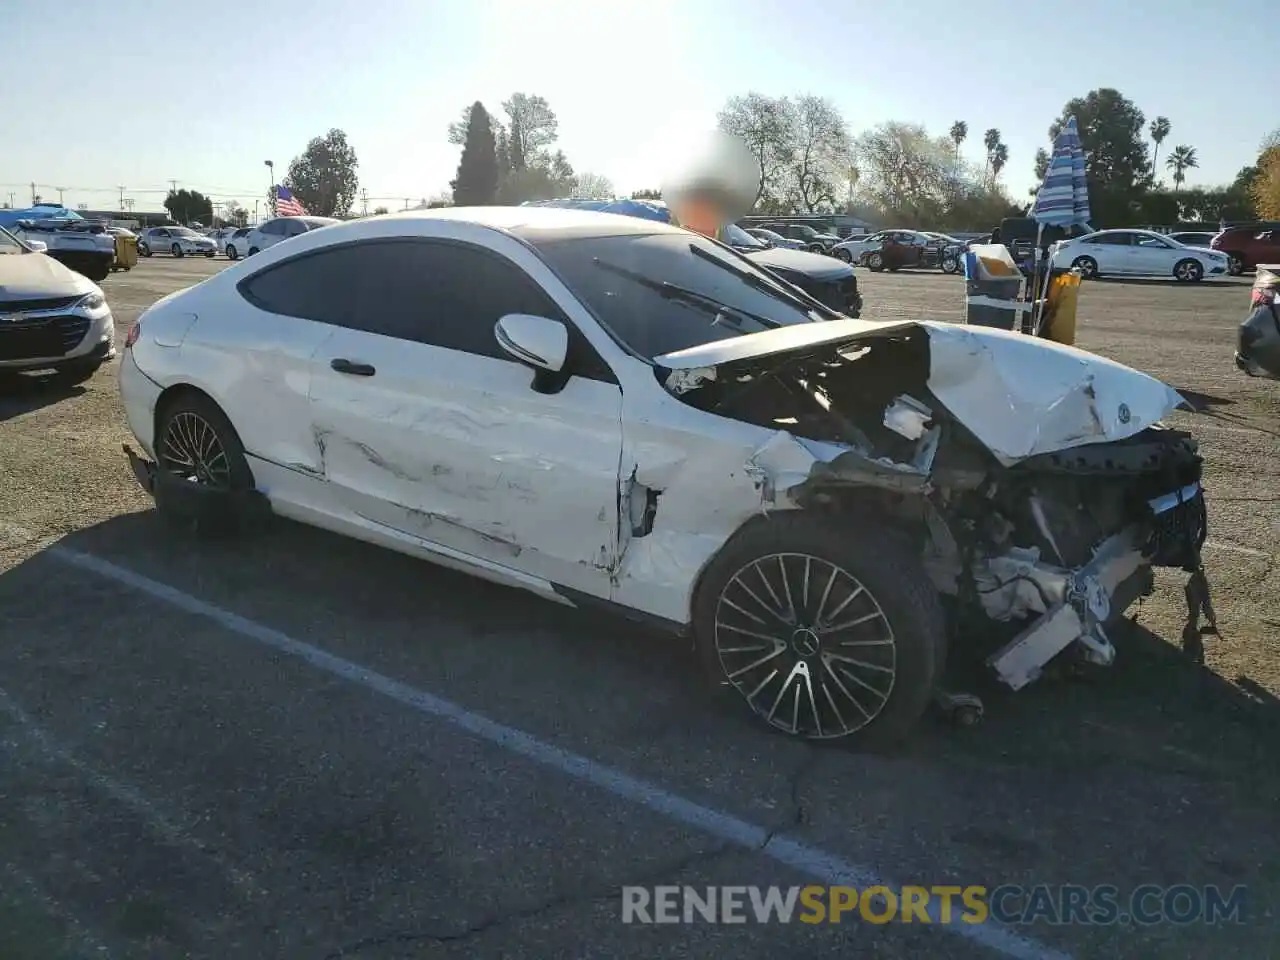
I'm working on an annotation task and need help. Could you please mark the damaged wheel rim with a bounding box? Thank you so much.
[160,412,231,487]
[713,553,896,739]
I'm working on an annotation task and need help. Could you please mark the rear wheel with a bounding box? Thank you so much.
[138,243,151,257]
[154,392,254,521]
[225,245,237,259]
[835,248,852,263]
[1173,258,1204,283]
[1226,252,1245,276]
[693,514,945,745]
[1071,255,1098,279]
[940,254,960,274]
[867,251,885,271]
[171,243,184,258]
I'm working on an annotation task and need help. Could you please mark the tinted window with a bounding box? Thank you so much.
[1090,233,1131,245]
[529,232,824,358]
[1135,234,1171,248]
[260,220,282,235]
[240,239,612,376]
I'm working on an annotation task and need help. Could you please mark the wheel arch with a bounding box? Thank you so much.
[152,383,245,453]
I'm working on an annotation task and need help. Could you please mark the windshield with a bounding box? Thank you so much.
[172,227,200,238]
[302,217,339,229]
[793,225,819,239]
[530,232,824,358]
[0,225,28,254]
[723,223,765,249]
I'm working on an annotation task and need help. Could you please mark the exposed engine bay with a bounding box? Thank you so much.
[663,324,1213,692]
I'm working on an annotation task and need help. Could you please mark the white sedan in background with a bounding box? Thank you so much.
[1050,229,1229,282]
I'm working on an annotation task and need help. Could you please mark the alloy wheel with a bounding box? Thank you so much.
[159,411,232,487]
[713,553,897,738]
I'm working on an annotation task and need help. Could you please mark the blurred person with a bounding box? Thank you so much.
[662,131,756,242]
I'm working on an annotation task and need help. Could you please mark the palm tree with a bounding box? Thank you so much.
[990,143,1009,182]
[1166,145,1198,189]
[983,128,1001,182]
[949,120,968,173]
[1149,116,1171,180]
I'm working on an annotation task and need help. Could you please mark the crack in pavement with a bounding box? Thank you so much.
[323,751,823,958]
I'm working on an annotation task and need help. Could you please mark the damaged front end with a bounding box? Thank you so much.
[656,317,1214,695]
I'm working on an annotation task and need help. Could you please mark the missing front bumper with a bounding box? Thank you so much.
[123,443,272,530]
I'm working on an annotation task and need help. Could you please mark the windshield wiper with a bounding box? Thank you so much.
[688,244,843,321]
[591,258,778,332]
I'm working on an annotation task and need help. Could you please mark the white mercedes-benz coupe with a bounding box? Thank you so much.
[120,207,1211,743]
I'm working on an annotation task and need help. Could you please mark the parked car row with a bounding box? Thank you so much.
[136,216,340,260]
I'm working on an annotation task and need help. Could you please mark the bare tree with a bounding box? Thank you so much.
[717,92,795,207]
[502,93,559,171]
[855,122,954,219]
[784,95,852,212]
[573,172,615,198]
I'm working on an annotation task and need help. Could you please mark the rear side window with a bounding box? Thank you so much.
[238,239,612,375]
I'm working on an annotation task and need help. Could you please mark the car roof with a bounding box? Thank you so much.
[328,206,687,243]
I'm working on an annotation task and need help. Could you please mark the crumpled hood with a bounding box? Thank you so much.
[0,251,96,300]
[654,317,1186,465]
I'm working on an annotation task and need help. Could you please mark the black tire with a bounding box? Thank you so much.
[692,513,946,745]
[138,244,152,257]
[867,251,885,272]
[154,392,255,532]
[807,243,825,254]
[248,247,260,256]
[1173,258,1203,283]
[226,245,238,260]
[55,359,103,386]
[1226,252,1245,276]
[1071,255,1098,279]
[171,243,184,258]
[205,249,216,258]
[940,254,960,274]
[835,248,852,263]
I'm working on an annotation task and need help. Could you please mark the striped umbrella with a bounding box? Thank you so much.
[1030,116,1091,228]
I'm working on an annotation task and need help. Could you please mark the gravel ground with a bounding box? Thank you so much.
[0,258,1277,959]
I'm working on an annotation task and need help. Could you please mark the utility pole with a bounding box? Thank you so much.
[403,197,410,211]
[30,182,37,205]
[361,188,368,217]
[55,187,65,205]
[117,186,126,210]
[6,192,14,209]
[169,179,178,194]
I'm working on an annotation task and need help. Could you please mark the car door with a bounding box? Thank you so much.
[152,228,169,253]
[305,237,625,597]
[1131,233,1177,276]
[1085,232,1133,274]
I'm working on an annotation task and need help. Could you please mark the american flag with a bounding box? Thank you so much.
[275,186,306,217]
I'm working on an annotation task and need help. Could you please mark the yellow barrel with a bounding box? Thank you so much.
[1042,271,1081,345]
[114,233,139,270]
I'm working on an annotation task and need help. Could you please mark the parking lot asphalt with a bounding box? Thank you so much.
[1,257,1278,959]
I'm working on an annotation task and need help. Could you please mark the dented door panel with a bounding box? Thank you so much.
[308,329,624,597]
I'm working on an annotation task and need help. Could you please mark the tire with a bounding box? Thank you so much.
[867,251,885,272]
[1071,255,1098,279]
[248,247,260,257]
[205,249,216,258]
[56,359,103,386]
[138,244,152,258]
[692,513,946,745]
[940,254,960,274]
[154,392,255,530]
[171,243,184,258]
[835,248,852,263]
[226,245,238,260]
[807,243,825,254]
[1173,258,1203,283]
[1226,253,1245,276]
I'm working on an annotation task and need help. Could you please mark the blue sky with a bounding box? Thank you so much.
[2,0,1271,214]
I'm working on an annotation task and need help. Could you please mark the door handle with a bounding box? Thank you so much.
[330,358,376,376]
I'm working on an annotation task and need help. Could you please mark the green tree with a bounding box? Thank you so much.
[630,188,662,200]
[1149,116,1171,180]
[1252,145,1280,219]
[1166,145,1198,189]
[451,101,499,205]
[284,128,360,217]
[1048,88,1151,225]
[948,120,968,173]
[1033,147,1051,182]
[163,188,213,224]
[982,127,1001,182]
[990,142,1009,183]
[502,93,558,172]
[373,206,389,215]
[221,200,247,227]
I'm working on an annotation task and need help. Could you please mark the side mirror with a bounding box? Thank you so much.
[494,313,568,373]
[27,240,48,253]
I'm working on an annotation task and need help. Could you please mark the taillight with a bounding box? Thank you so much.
[125,322,140,348]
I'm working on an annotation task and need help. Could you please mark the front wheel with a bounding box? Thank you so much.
[226,245,239,260]
[1173,258,1204,283]
[154,393,255,531]
[247,247,260,257]
[835,248,852,263]
[171,243,184,258]
[940,254,960,274]
[138,244,152,257]
[1071,255,1098,279]
[692,514,945,744]
[1226,253,1245,276]
[867,251,885,271]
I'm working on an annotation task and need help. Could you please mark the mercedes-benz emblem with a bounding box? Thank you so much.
[1117,403,1131,424]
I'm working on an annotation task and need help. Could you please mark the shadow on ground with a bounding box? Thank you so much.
[0,373,86,423]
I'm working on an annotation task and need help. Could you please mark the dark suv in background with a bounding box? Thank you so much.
[1210,222,1280,276]
[757,222,841,254]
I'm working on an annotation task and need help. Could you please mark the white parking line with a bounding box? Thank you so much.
[48,545,1070,960]
[1203,540,1272,560]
